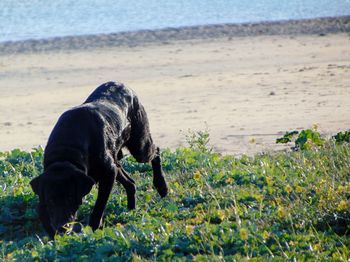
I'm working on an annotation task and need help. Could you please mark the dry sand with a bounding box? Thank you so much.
[1,30,350,155]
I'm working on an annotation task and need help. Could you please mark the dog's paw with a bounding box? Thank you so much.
[126,193,136,210]
[157,185,168,198]
[72,222,83,233]
[127,199,136,210]
[89,217,102,231]
[152,155,161,166]
[154,178,168,198]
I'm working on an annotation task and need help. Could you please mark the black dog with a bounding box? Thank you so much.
[30,82,168,238]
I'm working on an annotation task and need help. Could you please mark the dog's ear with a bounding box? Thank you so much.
[130,96,145,122]
[30,175,43,195]
[132,96,140,111]
[74,172,95,198]
[126,96,156,163]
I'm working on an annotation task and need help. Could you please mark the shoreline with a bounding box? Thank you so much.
[1,16,349,54]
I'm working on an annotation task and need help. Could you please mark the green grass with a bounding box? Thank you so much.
[0,134,349,261]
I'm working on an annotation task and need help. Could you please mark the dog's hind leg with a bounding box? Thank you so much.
[115,167,136,210]
[117,149,123,161]
[89,172,116,231]
[114,149,134,182]
[117,164,135,184]
[115,149,135,184]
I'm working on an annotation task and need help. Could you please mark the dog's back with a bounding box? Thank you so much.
[85,81,134,109]
[44,82,134,173]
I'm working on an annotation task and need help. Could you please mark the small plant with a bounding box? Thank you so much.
[333,130,350,144]
[295,129,324,150]
[276,129,324,150]
[185,129,212,153]
[276,130,299,144]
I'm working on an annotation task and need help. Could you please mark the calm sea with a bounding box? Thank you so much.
[1,0,350,43]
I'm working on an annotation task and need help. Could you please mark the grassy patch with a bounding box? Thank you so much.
[0,135,349,260]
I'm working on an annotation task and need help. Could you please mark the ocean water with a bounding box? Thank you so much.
[1,0,350,43]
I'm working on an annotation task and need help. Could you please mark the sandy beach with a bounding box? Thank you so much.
[1,18,350,155]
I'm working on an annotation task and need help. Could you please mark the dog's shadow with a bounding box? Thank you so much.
[0,186,132,241]
[0,192,92,241]
[0,194,44,240]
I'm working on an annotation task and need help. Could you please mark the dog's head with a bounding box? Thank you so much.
[126,96,156,163]
[30,162,94,234]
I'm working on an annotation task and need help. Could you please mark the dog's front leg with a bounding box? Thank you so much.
[38,204,55,239]
[89,174,115,231]
[151,147,168,198]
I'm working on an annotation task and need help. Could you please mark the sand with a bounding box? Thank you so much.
[1,19,350,155]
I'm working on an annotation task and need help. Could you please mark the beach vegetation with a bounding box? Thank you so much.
[276,127,325,150]
[0,130,349,260]
[333,130,350,144]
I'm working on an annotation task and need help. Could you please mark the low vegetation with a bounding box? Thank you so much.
[0,129,349,261]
